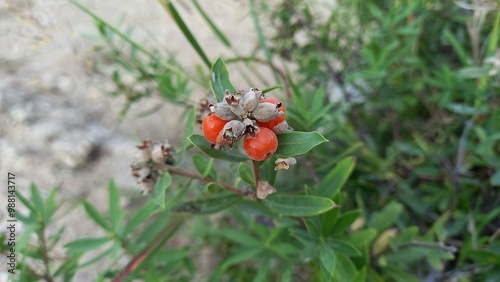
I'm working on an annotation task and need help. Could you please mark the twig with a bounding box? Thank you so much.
[253,160,261,184]
[38,222,55,282]
[400,241,458,253]
[113,218,183,282]
[160,164,256,199]
[468,212,478,249]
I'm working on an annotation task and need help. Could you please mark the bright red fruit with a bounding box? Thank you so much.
[256,97,286,130]
[244,127,278,161]
[202,114,227,144]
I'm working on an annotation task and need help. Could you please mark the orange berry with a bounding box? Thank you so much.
[202,114,227,144]
[256,97,286,130]
[244,127,278,161]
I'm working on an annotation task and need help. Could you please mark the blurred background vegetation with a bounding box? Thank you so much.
[7,0,500,281]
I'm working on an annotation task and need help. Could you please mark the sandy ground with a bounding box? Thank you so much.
[0,0,277,280]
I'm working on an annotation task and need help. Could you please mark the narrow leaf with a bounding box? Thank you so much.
[189,134,250,162]
[264,195,336,217]
[172,194,242,214]
[220,229,262,247]
[191,0,231,47]
[317,157,356,199]
[124,201,157,234]
[159,1,211,68]
[64,237,110,254]
[275,131,328,157]
[83,200,110,231]
[108,180,121,232]
[30,182,45,212]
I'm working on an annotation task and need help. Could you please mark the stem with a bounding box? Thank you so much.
[252,160,261,184]
[400,241,458,253]
[160,164,256,198]
[38,221,55,282]
[113,219,183,282]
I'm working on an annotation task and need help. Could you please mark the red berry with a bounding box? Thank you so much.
[244,127,278,161]
[202,114,227,144]
[256,97,286,130]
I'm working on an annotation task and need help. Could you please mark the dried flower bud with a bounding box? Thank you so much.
[220,120,245,148]
[196,98,211,123]
[274,157,297,170]
[211,102,238,121]
[224,90,241,106]
[136,139,153,161]
[151,142,175,165]
[252,102,284,122]
[272,120,293,134]
[256,180,277,199]
[242,87,263,112]
[243,118,258,137]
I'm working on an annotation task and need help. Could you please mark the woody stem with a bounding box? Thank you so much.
[252,160,261,184]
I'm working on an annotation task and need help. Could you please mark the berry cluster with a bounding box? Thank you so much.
[202,88,291,161]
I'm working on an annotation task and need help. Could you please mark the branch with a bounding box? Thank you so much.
[160,164,256,199]
[113,218,183,282]
[400,241,458,253]
[38,222,55,282]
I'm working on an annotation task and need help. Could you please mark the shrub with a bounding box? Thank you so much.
[11,0,499,281]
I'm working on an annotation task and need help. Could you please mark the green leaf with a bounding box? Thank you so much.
[329,210,361,236]
[490,171,500,186]
[369,202,403,233]
[83,200,110,231]
[210,58,236,102]
[334,254,358,281]
[192,155,217,179]
[264,195,336,217]
[350,267,366,282]
[205,182,224,193]
[220,229,261,247]
[319,243,336,278]
[269,242,301,257]
[16,190,37,215]
[30,182,45,212]
[262,85,282,94]
[108,180,121,232]
[181,107,197,157]
[220,247,263,270]
[189,134,250,162]
[330,240,362,257]
[345,229,378,246]
[64,237,110,254]
[317,157,356,199]
[238,163,255,186]
[44,188,58,220]
[191,0,231,48]
[443,28,469,65]
[159,1,211,68]
[124,201,157,234]
[253,256,271,282]
[275,131,328,157]
[154,172,172,208]
[446,103,488,115]
[172,194,242,214]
